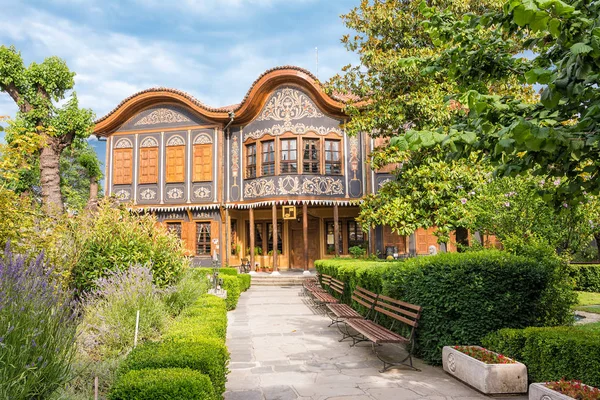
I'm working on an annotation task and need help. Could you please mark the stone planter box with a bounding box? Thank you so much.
[442,346,527,394]
[529,382,597,400]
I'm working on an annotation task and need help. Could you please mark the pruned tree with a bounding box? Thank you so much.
[0,45,94,213]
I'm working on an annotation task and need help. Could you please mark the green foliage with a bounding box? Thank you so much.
[163,269,210,316]
[164,295,228,343]
[382,251,576,364]
[59,138,103,212]
[577,291,600,307]
[349,246,366,259]
[483,327,600,387]
[571,265,600,292]
[220,275,241,311]
[196,267,238,276]
[78,266,169,359]
[109,368,216,400]
[119,340,228,396]
[72,199,188,293]
[237,274,251,292]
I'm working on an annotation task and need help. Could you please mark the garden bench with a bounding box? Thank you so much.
[311,276,344,310]
[345,294,422,372]
[302,273,327,296]
[326,286,378,336]
[239,258,251,274]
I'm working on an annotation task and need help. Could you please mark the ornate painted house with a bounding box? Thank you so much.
[94,66,451,269]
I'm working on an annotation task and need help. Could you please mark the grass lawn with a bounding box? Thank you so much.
[576,322,600,332]
[574,291,600,314]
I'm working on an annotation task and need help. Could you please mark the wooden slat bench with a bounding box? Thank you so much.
[345,294,422,372]
[302,273,326,296]
[311,276,344,310]
[326,286,378,338]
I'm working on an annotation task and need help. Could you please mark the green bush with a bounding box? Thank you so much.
[571,264,600,292]
[164,295,228,342]
[164,269,210,316]
[221,275,241,310]
[109,368,216,400]
[78,266,169,359]
[196,267,238,276]
[237,274,251,292]
[349,246,366,258]
[72,200,188,293]
[119,340,228,395]
[483,327,600,387]
[382,251,576,364]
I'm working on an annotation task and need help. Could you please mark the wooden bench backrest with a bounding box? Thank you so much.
[330,277,345,295]
[352,286,378,309]
[320,274,332,287]
[374,294,422,329]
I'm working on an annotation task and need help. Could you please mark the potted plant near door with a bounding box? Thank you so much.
[442,346,527,394]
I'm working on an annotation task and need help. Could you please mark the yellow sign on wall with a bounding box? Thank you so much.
[282,206,296,220]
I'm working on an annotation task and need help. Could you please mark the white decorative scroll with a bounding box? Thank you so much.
[244,123,343,141]
[166,135,185,146]
[244,179,276,198]
[134,108,191,126]
[140,188,157,200]
[194,187,211,199]
[140,137,159,148]
[167,188,184,199]
[114,138,133,149]
[115,189,131,200]
[193,133,213,144]
[300,176,344,196]
[258,87,323,123]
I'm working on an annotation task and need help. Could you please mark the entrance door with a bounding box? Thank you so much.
[289,217,319,269]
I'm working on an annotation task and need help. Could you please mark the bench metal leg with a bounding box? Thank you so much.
[372,342,420,373]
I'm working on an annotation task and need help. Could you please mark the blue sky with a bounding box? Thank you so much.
[0,0,360,178]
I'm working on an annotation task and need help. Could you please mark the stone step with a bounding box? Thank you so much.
[250,275,313,286]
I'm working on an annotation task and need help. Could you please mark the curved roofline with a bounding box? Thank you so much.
[94,66,352,136]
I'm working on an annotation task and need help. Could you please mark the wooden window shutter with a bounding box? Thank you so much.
[113,148,133,185]
[139,147,159,184]
[210,220,219,257]
[186,222,197,255]
[166,146,185,183]
[193,144,213,182]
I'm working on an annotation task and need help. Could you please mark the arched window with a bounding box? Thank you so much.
[139,137,159,184]
[166,135,185,183]
[113,138,133,185]
[193,133,213,182]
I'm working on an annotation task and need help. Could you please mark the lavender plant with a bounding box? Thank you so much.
[0,243,78,400]
[78,265,168,359]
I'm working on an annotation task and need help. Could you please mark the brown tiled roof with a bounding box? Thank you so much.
[94,65,355,124]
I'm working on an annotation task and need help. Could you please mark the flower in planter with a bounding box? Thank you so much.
[545,379,600,400]
[452,346,516,364]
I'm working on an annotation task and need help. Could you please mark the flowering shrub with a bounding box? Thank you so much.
[453,346,515,364]
[546,379,600,400]
[0,244,79,400]
[78,265,168,359]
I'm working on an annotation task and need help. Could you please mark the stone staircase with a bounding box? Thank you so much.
[250,272,314,286]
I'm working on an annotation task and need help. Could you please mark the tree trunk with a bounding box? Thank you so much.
[86,175,98,211]
[39,137,64,214]
[595,233,600,261]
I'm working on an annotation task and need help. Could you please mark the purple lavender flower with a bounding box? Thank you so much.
[460,198,467,204]
[562,203,568,208]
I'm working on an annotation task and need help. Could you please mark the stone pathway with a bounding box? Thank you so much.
[225,286,523,400]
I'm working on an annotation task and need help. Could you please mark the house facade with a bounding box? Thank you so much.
[94,66,452,269]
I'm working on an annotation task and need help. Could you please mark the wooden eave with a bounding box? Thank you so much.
[93,66,354,136]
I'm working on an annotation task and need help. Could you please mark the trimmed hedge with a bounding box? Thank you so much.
[221,275,241,310]
[383,251,575,364]
[118,339,228,395]
[165,295,228,342]
[483,327,600,387]
[196,267,239,276]
[237,274,251,292]
[571,264,600,292]
[109,368,216,400]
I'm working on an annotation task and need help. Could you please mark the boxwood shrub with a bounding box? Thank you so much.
[571,264,600,292]
[119,339,228,395]
[483,327,600,387]
[165,295,228,342]
[237,274,251,292]
[109,368,216,400]
[220,275,241,311]
[382,251,576,365]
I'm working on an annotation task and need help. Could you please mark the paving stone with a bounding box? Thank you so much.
[262,385,298,400]
[251,366,275,374]
[225,389,264,400]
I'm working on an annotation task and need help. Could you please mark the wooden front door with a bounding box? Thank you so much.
[289,217,319,269]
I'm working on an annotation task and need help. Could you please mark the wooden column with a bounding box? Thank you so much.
[334,204,340,255]
[225,208,230,267]
[272,204,278,271]
[249,207,255,271]
[303,203,308,271]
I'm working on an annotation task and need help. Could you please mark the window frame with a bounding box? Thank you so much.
[324,139,342,175]
[139,145,159,184]
[196,222,212,256]
[245,142,257,179]
[347,220,366,249]
[166,222,182,239]
[302,137,320,175]
[279,137,298,174]
[261,140,276,177]
[324,220,343,255]
[193,143,213,182]
[113,148,133,185]
[266,222,283,255]
[166,145,186,183]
